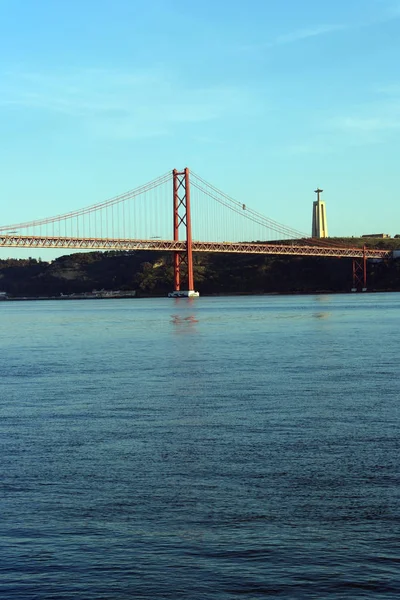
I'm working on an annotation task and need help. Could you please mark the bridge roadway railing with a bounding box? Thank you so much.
[0,235,392,259]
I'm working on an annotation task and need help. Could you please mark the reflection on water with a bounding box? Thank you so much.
[171,315,198,325]
[315,294,332,303]
[170,314,198,332]
[172,297,197,308]
[170,298,199,332]
[313,312,331,319]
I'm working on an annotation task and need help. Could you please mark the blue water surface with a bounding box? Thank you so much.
[1,294,399,599]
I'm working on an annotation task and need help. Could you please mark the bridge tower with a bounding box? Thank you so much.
[169,168,199,298]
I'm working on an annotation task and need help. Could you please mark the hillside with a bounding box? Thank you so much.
[0,239,399,297]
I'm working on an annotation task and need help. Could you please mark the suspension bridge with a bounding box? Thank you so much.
[0,168,392,295]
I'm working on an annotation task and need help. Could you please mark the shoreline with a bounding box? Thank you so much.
[1,289,398,301]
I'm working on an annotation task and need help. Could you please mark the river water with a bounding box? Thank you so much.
[1,294,399,599]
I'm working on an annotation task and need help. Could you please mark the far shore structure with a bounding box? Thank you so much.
[312,188,328,238]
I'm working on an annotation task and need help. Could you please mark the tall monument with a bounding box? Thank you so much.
[312,188,328,238]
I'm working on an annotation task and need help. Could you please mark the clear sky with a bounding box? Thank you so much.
[1,0,400,258]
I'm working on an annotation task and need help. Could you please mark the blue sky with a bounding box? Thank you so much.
[1,0,400,258]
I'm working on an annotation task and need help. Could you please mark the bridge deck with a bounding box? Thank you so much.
[0,235,392,259]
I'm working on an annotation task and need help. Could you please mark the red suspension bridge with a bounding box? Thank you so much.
[0,168,392,295]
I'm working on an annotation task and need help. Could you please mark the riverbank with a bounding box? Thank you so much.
[0,242,399,297]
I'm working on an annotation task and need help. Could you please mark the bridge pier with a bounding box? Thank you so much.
[351,246,367,292]
[169,168,199,298]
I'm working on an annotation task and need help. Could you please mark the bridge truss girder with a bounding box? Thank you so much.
[0,235,391,260]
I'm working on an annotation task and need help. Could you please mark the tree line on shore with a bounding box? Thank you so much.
[1,239,400,297]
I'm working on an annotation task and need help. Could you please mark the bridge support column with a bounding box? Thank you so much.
[169,168,199,298]
[351,246,367,292]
